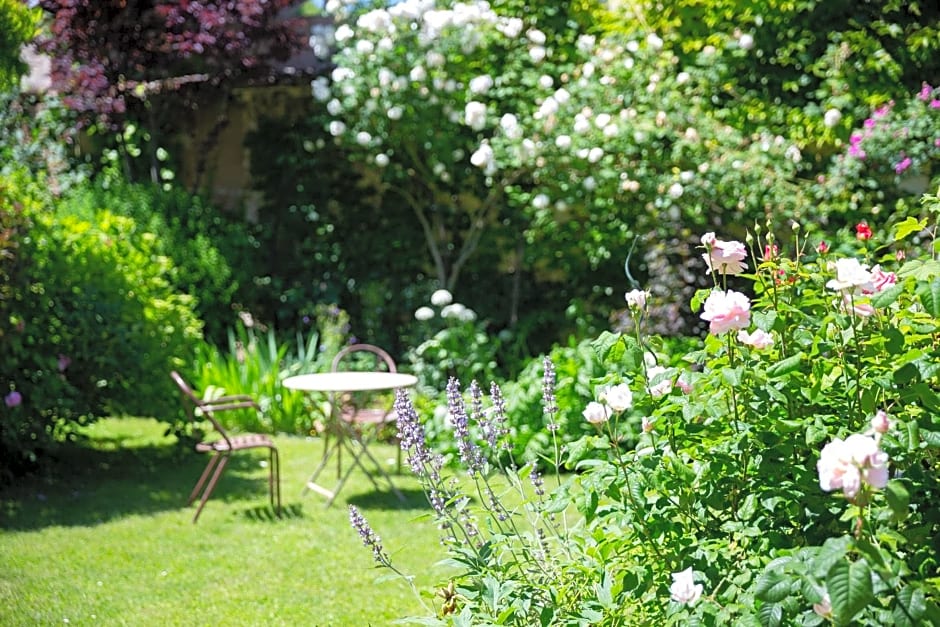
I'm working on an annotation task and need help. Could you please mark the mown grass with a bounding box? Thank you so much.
[0,417,450,626]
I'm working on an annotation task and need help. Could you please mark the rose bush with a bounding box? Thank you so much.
[349,190,940,624]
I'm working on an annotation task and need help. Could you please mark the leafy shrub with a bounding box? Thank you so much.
[0,173,203,481]
[186,305,352,435]
[55,179,252,344]
[405,289,501,392]
[347,194,940,624]
[0,91,89,192]
[0,0,38,90]
[819,83,940,222]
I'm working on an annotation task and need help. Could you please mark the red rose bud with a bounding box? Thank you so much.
[817,241,830,254]
[856,223,873,240]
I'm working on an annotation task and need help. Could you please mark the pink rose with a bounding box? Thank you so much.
[817,433,889,500]
[701,233,747,275]
[813,593,833,618]
[870,410,891,435]
[737,328,774,349]
[867,265,896,294]
[700,290,751,335]
[841,293,875,318]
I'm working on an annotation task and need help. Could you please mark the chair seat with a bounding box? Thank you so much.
[196,433,276,453]
[341,408,397,426]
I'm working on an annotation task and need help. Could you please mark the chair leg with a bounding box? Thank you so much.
[269,447,282,517]
[188,454,221,506]
[193,454,230,523]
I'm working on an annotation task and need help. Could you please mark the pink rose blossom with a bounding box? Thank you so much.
[700,289,751,335]
[642,416,655,433]
[871,410,891,435]
[813,593,833,618]
[867,265,897,293]
[701,232,747,275]
[817,433,889,500]
[737,328,774,349]
[646,365,673,398]
[841,293,875,317]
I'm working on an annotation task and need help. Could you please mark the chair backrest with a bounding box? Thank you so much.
[331,343,397,373]
[170,371,232,447]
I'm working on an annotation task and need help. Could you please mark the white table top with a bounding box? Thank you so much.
[282,371,418,393]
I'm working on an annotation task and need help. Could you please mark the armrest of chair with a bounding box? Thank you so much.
[203,394,256,404]
[198,400,261,413]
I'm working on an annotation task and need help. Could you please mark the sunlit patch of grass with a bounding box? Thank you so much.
[0,418,452,625]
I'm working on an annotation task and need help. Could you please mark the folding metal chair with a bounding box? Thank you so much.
[330,343,402,474]
[170,371,281,523]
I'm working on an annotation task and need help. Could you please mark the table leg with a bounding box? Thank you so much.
[302,435,340,498]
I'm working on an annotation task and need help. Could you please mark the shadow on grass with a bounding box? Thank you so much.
[0,437,286,531]
[346,487,430,511]
[242,502,305,522]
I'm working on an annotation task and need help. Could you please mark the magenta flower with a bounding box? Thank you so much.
[58,354,72,372]
[894,155,912,174]
[918,83,932,101]
[848,133,867,159]
[4,390,22,408]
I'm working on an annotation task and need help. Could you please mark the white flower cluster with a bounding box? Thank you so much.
[413,289,477,323]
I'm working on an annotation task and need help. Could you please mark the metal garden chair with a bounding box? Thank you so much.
[170,371,281,523]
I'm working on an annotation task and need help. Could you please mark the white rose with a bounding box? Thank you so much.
[599,384,633,412]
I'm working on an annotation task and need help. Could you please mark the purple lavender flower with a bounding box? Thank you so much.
[4,390,22,408]
[348,505,389,565]
[447,378,484,473]
[542,357,559,432]
[530,469,545,498]
[489,382,511,451]
[395,389,440,480]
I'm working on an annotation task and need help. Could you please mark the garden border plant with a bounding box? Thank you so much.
[347,189,940,625]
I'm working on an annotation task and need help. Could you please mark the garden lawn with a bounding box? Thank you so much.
[0,417,448,626]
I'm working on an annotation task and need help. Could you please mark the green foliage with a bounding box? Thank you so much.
[186,305,351,435]
[0,91,88,191]
[358,202,940,624]
[0,0,38,90]
[0,172,202,482]
[818,83,940,222]
[55,179,250,343]
[638,0,940,146]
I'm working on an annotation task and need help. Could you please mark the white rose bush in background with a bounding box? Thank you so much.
[316,0,810,336]
[316,0,587,293]
[348,188,940,625]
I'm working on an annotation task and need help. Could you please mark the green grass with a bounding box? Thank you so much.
[0,418,449,626]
